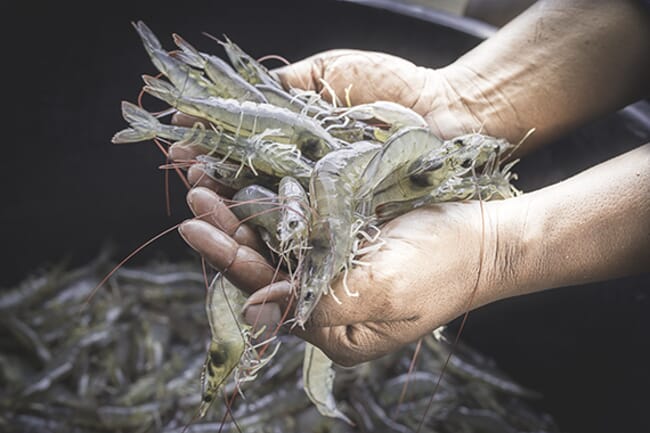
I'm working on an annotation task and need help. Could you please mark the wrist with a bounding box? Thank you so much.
[479,194,543,305]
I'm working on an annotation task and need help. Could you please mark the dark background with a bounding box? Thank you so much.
[3,1,649,432]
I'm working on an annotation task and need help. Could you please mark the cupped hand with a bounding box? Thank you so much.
[178,184,508,366]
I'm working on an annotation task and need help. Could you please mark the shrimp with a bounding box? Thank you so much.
[277,176,311,279]
[331,101,429,142]
[195,154,278,190]
[296,141,381,327]
[217,34,282,88]
[200,274,279,417]
[170,33,268,103]
[407,133,513,188]
[199,274,247,417]
[356,127,443,207]
[142,75,341,161]
[133,21,222,100]
[368,131,513,210]
[113,101,314,182]
[303,343,352,424]
[231,185,282,252]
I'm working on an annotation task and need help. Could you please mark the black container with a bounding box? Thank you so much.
[3,1,649,432]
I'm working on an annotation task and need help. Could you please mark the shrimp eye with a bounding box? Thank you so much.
[210,349,225,366]
[461,158,473,168]
[304,291,314,301]
[288,220,298,230]
[454,139,464,146]
[301,138,324,160]
[203,395,212,403]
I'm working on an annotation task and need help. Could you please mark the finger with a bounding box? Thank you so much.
[171,112,208,128]
[187,165,236,197]
[168,142,204,162]
[186,187,263,252]
[244,302,282,341]
[178,219,285,293]
[272,49,360,95]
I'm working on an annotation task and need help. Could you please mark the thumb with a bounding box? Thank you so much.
[271,49,361,94]
[272,57,322,92]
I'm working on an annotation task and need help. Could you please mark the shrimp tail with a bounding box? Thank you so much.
[142,74,178,105]
[111,128,156,144]
[111,101,161,143]
[171,33,205,68]
[132,20,162,51]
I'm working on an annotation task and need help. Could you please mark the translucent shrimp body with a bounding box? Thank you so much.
[199,274,247,417]
[231,185,281,252]
[133,21,222,100]
[303,343,352,424]
[113,101,314,182]
[142,76,341,161]
[296,141,381,326]
[171,33,267,103]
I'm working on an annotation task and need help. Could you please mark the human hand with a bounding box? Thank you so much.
[177,184,516,366]
[271,49,484,141]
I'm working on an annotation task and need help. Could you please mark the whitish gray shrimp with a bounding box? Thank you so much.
[231,185,282,252]
[112,101,314,183]
[303,343,352,424]
[277,176,311,278]
[133,21,222,100]
[296,141,381,327]
[200,274,278,417]
[142,75,341,161]
[171,33,267,103]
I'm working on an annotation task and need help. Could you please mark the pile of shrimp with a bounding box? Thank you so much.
[112,21,522,426]
[0,256,559,433]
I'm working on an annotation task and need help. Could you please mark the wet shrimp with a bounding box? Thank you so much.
[133,21,222,100]
[113,101,314,183]
[296,141,381,327]
[231,184,282,253]
[142,75,340,161]
[199,274,279,417]
[170,33,267,103]
[303,343,352,424]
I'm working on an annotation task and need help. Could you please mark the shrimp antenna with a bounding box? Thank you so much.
[202,31,223,45]
[416,167,487,433]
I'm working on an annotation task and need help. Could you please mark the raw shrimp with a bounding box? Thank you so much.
[296,141,381,327]
[331,100,428,142]
[142,75,341,161]
[171,33,267,103]
[133,21,221,99]
[218,34,282,88]
[199,273,247,417]
[231,184,282,252]
[113,101,314,183]
[277,176,311,279]
[303,343,352,424]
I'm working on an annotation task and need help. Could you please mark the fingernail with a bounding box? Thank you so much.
[177,220,196,249]
[186,189,196,210]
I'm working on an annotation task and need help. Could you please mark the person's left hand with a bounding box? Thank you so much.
[178,182,512,366]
